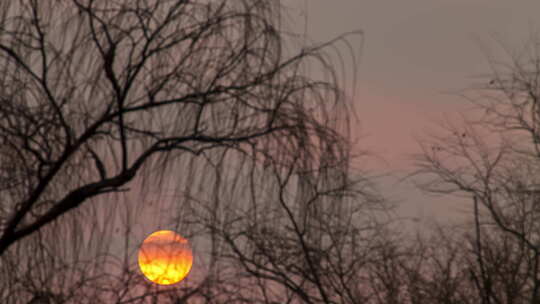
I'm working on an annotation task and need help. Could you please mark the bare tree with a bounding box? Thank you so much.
[179,142,389,303]
[0,0,357,256]
[0,0,368,303]
[412,36,540,304]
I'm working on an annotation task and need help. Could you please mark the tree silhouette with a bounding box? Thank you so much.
[0,0,357,254]
[412,37,540,303]
[0,1,372,303]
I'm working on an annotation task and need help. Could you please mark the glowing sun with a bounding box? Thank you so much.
[138,230,193,285]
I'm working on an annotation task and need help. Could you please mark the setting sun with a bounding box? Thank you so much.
[138,230,193,285]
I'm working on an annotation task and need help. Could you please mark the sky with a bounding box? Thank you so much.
[284,0,540,224]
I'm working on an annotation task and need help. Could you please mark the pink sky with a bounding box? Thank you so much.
[282,0,540,223]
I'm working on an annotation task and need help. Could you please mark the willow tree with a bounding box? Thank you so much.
[0,1,371,303]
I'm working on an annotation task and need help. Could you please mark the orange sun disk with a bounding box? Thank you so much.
[138,230,193,285]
